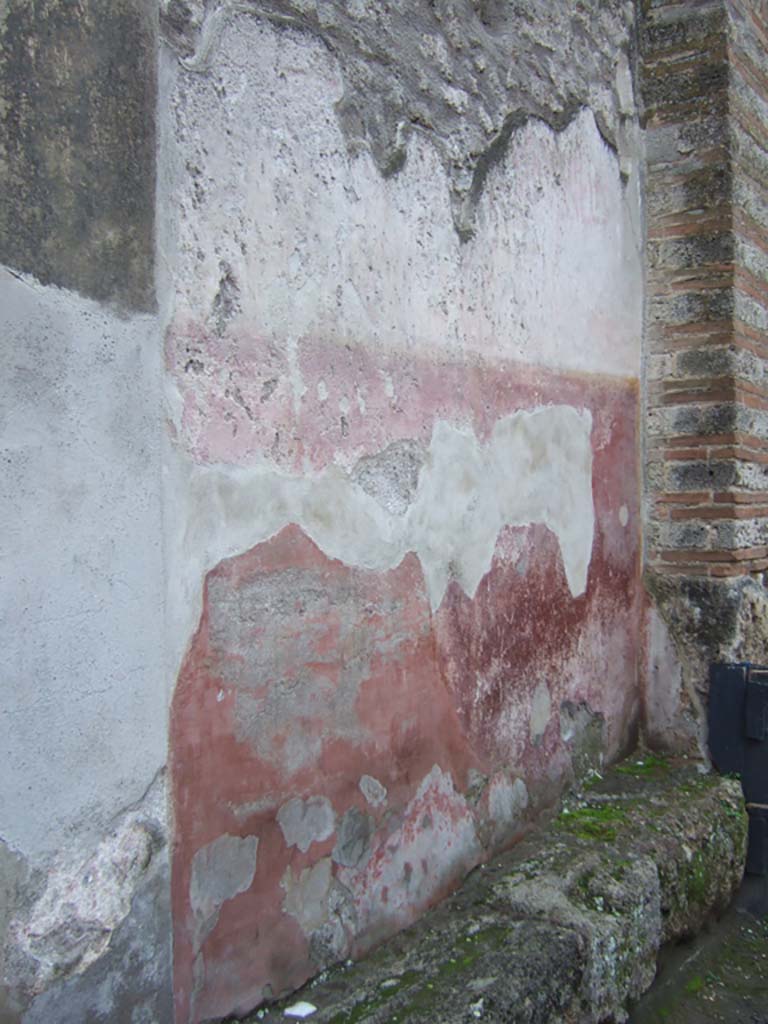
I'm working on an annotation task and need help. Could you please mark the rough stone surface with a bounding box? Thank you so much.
[0,772,172,1024]
[249,757,747,1024]
[644,572,768,752]
[0,0,156,309]
[639,0,768,748]
[159,0,636,236]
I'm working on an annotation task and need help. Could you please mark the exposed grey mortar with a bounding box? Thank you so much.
[159,0,637,237]
[647,234,734,274]
[646,403,752,443]
[0,770,171,1024]
[658,456,768,495]
[351,441,426,517]
[737,236,768,291]
[736,291,768,334]
[559,701,606,784]
[647,287,735,328]
[654,519,768,554]
[644,112,728,168]
[643,164,731,221]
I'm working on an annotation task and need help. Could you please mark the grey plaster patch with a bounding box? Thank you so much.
[529,681,552,746]
[161,0,634,235]
[351,441,426,517]
[488,777,529,842]
[560,700,606,781]
[358,775,387,809]
[277,797,336,855]
[281,858,333,935]
[332,809,374,869]
[189,833,259,951]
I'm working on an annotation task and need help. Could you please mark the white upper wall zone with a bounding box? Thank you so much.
[161,15,643,378]
[0,271,166,860]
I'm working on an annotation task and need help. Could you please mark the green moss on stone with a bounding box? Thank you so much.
[557,802,628,842]
[615,754,670,778]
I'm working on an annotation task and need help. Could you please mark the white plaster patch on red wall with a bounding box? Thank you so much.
[165,405,594,680]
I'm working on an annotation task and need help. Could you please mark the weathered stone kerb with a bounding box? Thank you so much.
[247,757,747,1024]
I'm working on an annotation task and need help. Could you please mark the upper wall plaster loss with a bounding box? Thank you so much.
[159,13,642,379]
[159,0,637,238]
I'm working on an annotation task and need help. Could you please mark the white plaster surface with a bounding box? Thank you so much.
[0,269,165,860]
[158,16,643,378]
[166,406,594,681]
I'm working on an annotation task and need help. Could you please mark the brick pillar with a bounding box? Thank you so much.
[641,0,768,749]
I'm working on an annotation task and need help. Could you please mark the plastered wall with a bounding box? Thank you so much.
[159,9,645,1020]
[2,2,649,1021]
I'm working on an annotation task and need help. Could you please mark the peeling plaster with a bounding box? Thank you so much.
[168,407,594,679]
[158,0,636,239]
[158,17,643,378]
[337,765,481,938]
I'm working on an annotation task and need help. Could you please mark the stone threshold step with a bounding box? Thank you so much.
[245,755,747,1024]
